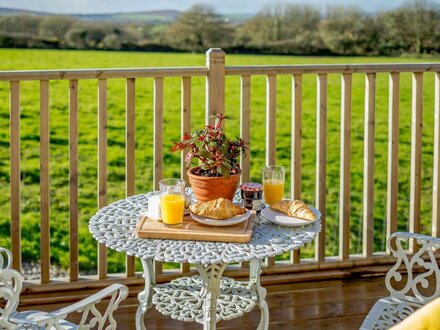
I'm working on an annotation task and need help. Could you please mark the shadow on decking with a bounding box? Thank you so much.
[18,275,395,330]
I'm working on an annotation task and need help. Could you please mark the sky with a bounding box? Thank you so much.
[0,0,439,14]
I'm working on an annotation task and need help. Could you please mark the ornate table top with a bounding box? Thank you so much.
[89,192,321,264]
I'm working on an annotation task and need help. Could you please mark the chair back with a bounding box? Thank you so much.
[0,247,21,328]
[386,232,440,304]
[0,268,23,328]
[0,248,12,270]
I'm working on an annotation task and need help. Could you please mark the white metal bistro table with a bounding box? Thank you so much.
[89,192,321,330]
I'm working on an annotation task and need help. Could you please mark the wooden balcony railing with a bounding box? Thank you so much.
[2,48,440,294]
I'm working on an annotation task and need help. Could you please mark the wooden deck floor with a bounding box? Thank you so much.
[19,274,391,329]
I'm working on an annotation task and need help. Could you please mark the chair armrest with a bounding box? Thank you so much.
[388,232,440,248]
[14,283,129,329]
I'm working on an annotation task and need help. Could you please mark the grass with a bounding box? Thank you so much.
[0,48,439,273]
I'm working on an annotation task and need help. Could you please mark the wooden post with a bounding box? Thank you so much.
[205,48,225,124]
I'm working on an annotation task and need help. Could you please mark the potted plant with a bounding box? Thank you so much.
[171,114,247,202]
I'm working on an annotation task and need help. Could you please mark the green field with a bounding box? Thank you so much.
[0,49,439,273]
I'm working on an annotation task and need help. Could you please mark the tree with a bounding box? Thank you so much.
[379,0,440,54]
[164,5,233,52]
[319,6,381,55]
[0,15,42,36]
[236,4,322,54]
[38,16,74,41]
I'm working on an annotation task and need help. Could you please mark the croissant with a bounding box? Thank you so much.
[270,200,316,220]
[190,198,246,220]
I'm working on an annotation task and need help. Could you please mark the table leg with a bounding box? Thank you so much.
[136,258,155,330]
[194,263,227,330]
[250,258,269,330]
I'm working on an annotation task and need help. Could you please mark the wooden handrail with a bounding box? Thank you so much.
[225,63,440,75]
[1,63,439,82]
[0,67,208,81]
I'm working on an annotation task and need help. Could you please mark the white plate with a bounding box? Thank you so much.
[260,206,320,227]
[190,209,251,227]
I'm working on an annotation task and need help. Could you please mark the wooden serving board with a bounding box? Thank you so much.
[135,213,255,243]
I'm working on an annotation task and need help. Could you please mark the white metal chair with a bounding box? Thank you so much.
[0,247,129,329]
[360,232,440,330]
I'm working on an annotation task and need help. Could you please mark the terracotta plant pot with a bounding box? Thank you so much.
[187,167,241,202]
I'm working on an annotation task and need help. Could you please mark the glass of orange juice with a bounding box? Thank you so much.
[160,178,185,227]
[262,166,285,205]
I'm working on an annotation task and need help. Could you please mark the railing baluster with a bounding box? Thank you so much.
[181,263,191,273]
[291,74,302,264]
[387,73,400,250]
[315,74,327,262]
[410,72,423,251]
[155,261,163,275]
[240,75,251,184]
[154,77,164,190]
[181,77,191,183]
[10,81,21,272]
[340,73,352,260]
[154,77,164,275]
[434,72,440,238]
[266,74,277,267]
[126,78,136,277]
[240,75,252,270]
[180,77,191,274]
[363,73,376,257]
[266,74,277,166]
[40,80,50,283]
[98,79,108,279]
[69,79,79,281]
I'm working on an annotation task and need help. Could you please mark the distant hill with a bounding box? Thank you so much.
[0,7,252,24]
[73,10,181,23]
[0,7,48,16]
[0,7,181,24]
